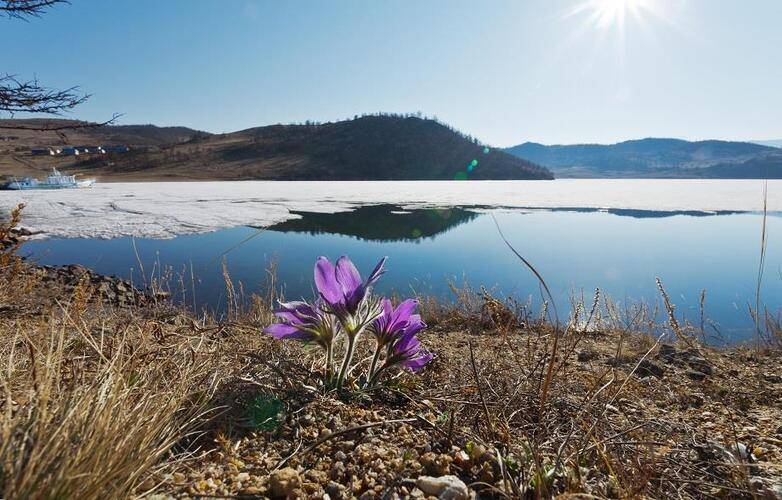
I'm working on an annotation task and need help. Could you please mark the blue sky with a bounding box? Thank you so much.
[3,0,780,146]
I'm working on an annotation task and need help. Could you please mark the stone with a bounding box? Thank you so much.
[686,369,707,381]
[416,475,469,500]
[325,481,343,499]
[453,449,471,468]
[637,359,665,378]
[658,343,677,361]
[67,264,89,277]
[269,467,300,498]
[421,452,452,475]
[749,476,782,500]
[687,356,713,375]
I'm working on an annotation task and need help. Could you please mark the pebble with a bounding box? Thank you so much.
[269,467,300,498]
[416,475,470,500]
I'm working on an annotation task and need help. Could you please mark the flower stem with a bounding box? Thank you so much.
[325,342,334,387]
[366,343,383,387]
[367,362,388,387]
[336,334,356,390]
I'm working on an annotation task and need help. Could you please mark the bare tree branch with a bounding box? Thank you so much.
[0,74,88,115]
[0,0,67,19]
[1,1,121,132]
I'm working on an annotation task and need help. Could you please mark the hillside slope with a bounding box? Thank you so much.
[752,139,782,148]
[506,138,780,178]
[0,119,207,148]
[68,116,553,180]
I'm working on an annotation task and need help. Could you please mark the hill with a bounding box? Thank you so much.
[505,138,781,178]
[752,139,782,148]
[1,116,552,181]
[0,119,208,148]
[697,151,782,178]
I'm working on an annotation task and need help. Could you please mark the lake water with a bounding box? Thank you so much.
[21,203,781,343]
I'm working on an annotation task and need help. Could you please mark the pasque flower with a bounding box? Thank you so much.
[264,299,335,345]
[263,254,433,391]
[371,298,422,346]
[314,255,386,327]
[314,255,388,388]
[264,299,340,382]
[367,298,431,383]
[389,328,433,372]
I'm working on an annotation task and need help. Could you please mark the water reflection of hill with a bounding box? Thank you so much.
[268,204,478,241]
[544,207,745,218]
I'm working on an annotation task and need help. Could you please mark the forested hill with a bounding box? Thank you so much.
[3,115,553,181]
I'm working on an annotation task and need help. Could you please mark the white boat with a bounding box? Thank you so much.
[4,168,96,190]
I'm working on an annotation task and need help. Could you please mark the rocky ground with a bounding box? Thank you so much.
[1,226,161,311]
[139,320,782,499]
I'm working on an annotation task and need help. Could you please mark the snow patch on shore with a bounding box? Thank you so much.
[0,179,778,240]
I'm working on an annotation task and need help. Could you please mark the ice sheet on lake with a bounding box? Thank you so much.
[0,179,778,239]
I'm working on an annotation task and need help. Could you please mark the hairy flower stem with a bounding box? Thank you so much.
[336,334,357,390]
[325,342,335,387]
[368,362,391,387]
[366,343,383,387]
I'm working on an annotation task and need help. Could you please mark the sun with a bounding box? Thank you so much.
[572,0,657,31]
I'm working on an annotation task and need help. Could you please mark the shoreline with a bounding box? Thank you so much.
[0,179,779,240]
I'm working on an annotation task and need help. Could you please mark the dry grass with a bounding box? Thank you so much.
[0,318,218,499]
[401,288,782,498]
[0,212,229,499]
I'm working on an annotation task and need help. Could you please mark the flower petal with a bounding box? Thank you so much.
[273,310,301,324]
[391,299,418,325]
[264,323,311,340]
[335,256,362,296]
[402,314,426,336]
[381,297,393,317]
[365,257,387,287]
[314,257,343,305]
[403,350,433,372]
[394,329,420,355]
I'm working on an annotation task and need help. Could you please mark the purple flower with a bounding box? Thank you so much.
[263,299,334,346]
[314,255,386,323]
[371,298,424,346]
[389,328,433,373]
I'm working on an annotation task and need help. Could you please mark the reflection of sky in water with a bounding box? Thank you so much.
[22,206,781,343]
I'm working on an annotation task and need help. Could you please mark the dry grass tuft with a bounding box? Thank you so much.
[0,315,219,499]
[0,207,229,499]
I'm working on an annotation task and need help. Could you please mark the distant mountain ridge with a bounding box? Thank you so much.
[752,139,782,148]
[505,138,782,178]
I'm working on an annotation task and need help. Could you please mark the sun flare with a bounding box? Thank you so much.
[575,0,658,30]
